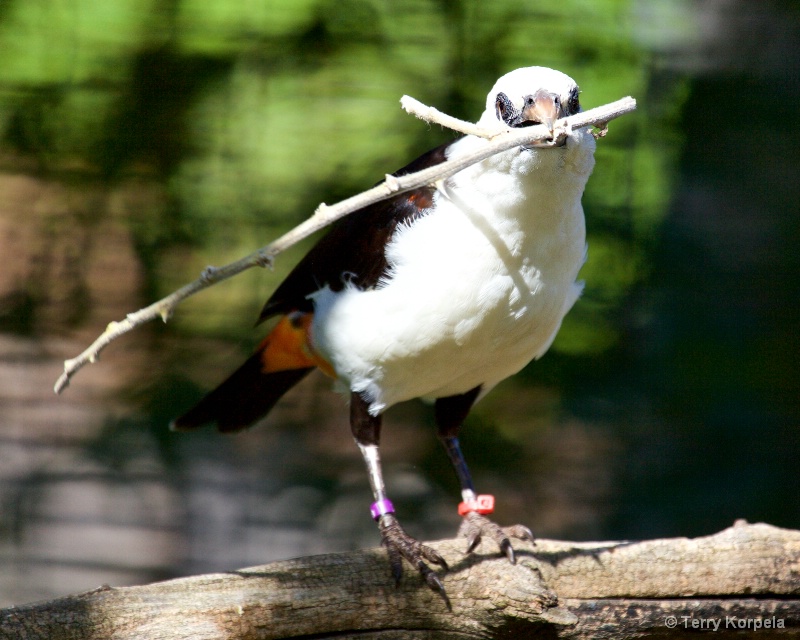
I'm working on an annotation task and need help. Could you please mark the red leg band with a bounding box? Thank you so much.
[458,494,495,516]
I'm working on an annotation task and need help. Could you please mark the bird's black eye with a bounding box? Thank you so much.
[567,86,581,115]
[495,92,516,125]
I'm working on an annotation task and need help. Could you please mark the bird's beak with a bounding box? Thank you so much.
[522,89,561,133]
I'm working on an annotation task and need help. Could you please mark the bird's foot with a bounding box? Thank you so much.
[378,513,449,597]
[458,511,534,564]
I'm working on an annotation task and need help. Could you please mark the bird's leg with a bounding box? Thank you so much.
[435,387,534,563]
[350,392,448,595]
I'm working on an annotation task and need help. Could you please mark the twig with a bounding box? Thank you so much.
[400,95,501,138]
[54,95,637,394]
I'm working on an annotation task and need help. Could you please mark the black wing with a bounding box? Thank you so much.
[258,141,454,322]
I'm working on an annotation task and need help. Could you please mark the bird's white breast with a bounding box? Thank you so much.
[311,126,596,415]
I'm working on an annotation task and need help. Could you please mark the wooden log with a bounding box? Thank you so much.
[2,521,798,639]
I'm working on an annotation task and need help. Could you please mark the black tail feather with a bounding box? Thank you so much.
[170,353,314,433]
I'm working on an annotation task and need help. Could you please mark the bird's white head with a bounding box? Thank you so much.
[477,66,581,134]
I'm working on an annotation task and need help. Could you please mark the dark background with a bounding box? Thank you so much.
[1,0,798,606]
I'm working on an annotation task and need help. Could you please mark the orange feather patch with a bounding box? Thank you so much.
[258,312,336,378]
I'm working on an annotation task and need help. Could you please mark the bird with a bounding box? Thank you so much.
[172,66,597,596]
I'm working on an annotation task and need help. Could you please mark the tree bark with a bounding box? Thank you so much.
[2,521,798,639]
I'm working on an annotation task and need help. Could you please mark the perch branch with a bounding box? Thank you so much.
[54,95,637,394]
[1,522,798,639]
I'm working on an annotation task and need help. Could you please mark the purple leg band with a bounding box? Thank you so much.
[370,499,395,521]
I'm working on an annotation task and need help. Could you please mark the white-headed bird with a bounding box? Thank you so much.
[172,66,597,596]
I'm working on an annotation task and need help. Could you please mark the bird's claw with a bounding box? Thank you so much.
[378,514,449,598]
[458,512,534,564]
